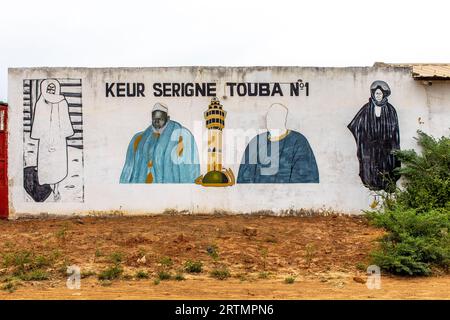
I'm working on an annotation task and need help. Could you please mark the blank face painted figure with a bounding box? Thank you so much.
[237,103,319,183]
[347,80,401,192]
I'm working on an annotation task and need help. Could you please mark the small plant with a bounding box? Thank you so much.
[135,270,149,279]
[184,260,203,273]
[210,268,230,280]
[153,279,160,285]
[1,281,17,293]
[137,248,146,259]
[2,250,56,281]
[258,272,269,279]
[284,276,296,284]
[174,273,186,281]
[259,247,268,271]
[109,252,124,264]
[159,256,173,268]
[19,269,49,281]
[206,245,219,261]
[98,265,123,280]
[356,262,367,272]
[157,271,172,281]
[55,223,70,241]
[95,249,103,258]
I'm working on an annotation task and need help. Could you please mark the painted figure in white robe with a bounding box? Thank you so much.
[30,79,74,201]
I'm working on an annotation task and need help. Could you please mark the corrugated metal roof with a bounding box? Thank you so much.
[375,62,450,79]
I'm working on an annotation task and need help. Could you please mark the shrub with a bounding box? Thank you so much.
[284,276,295,284]
[174,273,186,281]
[393,131,450,212]
[367,131,450,275]
[19,269,49,281]
[368,207,450,275]
[98,265,123,280]
[135,270,149,279]
[1,281,18,293]
[184,260,203,273]
[157,271,172,281]
[206,245,219,261]
[159,256,173,267]
[210,268,230,280]
[109,252,124,264]
[2,250,56,281]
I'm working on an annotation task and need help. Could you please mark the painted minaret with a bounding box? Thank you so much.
[195,97,235,187]
[206,97,225,172]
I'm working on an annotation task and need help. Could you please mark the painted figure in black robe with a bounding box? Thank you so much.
[347,80,401,192]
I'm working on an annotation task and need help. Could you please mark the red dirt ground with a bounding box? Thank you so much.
[0,214,448,299]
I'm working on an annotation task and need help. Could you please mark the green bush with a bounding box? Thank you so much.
[98,265,123,280]
[210,268,230,280]
[157,271,172,281]
[174,273,186,281]
[368,207,449,275]
[367,131,450,275]
[184,260,203,273]
[135,270,149,279]
[284,276,295,284]
[393,131,450,211]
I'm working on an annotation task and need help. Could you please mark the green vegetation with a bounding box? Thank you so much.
[135,270,149,279]
[55,223,70,241]
[159,256,173,267]
[210,267,230,280]
[98,251,125,280]
[184,260,203,273]
[1,281,19,293]
[109,252,124,264]
[284,276,296,284]
[174,273,186,281]
[206,245,220,261]
[356,262,368,272]
[98,265,123,280]
[367,131,450,275]
[157,271,172,281]
[1,250,57,281]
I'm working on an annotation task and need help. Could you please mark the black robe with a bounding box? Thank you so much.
[348,100,401,191]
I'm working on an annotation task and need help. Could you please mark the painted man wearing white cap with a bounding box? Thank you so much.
[120,103,200,183]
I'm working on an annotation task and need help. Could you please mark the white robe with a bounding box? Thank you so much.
[30,79,74,185]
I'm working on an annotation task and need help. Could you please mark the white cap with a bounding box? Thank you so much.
[152,102,168,114]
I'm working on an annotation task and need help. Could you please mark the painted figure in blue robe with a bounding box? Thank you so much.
[120,103,200,183]
[237,103,319,183]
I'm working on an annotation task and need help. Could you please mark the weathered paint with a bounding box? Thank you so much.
[6,67,450,218]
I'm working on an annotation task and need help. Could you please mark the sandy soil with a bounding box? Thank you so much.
[0,214,448,300]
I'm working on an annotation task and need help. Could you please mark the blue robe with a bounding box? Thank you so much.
[120,120,200,183]
[237,130,319,183]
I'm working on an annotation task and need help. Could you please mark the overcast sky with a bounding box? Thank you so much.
[1,0,449,101]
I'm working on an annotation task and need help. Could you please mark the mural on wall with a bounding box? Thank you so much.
[23,79,84,202]
[237,103,319,183]
[347,80,401,192]
[120,103,200,183]
[195,97,235,187]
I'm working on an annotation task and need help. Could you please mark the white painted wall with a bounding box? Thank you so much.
[7,67,450,217]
